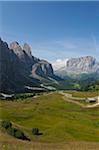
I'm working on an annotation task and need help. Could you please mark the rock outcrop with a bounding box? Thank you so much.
[32,60,54,81]
[23,43,32,57]
[66,56,99,73]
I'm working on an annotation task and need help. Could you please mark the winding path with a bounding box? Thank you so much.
[60,91,99,108]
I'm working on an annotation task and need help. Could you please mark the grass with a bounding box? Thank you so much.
[1,132,99,150]
[64,90,99,98]
[0,91,99,149]
[0,133,99,150]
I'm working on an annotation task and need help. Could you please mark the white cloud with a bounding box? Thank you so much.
[52,58,69,71]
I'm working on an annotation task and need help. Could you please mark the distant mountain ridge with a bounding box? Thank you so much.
[53,56,99,78]
[0,38,58,93]
[52,56,99,91]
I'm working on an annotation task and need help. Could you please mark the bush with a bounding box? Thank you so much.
[7,127,16,136]
[15,129,30,140]
[1,120,12,129]
[1,120,30,141]
[7,127,26,139]
[32,128,39,135]
[14,129,25,139]
[7,127,30,140]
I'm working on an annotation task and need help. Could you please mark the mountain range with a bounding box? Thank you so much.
[0,38,99,93]
[52,56,99,91]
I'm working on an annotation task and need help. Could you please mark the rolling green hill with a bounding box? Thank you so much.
[0,92,99,149]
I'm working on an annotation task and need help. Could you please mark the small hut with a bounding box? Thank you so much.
[85,98,97,103]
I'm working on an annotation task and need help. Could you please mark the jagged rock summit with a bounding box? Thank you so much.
[23,43,32,57]
[10,41,24,58]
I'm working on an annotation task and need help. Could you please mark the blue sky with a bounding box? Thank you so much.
[0,1,99,62]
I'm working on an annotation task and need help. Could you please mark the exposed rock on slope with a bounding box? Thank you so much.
[10,41,24,58]
[31,60,54,82]
[66,56,99,73]
[23,43,32,57]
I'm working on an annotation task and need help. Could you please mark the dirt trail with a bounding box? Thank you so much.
[60,92,99,108]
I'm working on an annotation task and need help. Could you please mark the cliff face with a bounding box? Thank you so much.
[0,39,22,93]
[54,56,99,75]
[66,56,99,73]
[53,56,99,80]
[0,38,55,93]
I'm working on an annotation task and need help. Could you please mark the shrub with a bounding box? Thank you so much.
[7,127,30,140]
[1,120,30,141]
[32,128,39,135]
[14,129,25,139]
[7,127,17,136]
[15,129,30,141]
[1,120,12,129]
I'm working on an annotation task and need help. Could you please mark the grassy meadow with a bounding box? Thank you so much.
[0,91,99,149]
[64,90,99,98]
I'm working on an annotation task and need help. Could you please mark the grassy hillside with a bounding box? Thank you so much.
[0,132,99,150]
[0,92,99,149]
[1,132,99,150]
[64,90,99,98]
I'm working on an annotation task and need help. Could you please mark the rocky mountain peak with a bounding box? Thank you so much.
[23,43,32,57]
[53,56,99,77]
[10,41,20,49]
[9,41,24,58]
[66,56,96,72]
[77,56,96,64]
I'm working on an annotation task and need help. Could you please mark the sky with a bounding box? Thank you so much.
[0,1,99,62]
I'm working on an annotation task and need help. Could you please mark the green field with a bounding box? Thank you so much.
[64,90,99,98]
[0,91,99,149]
